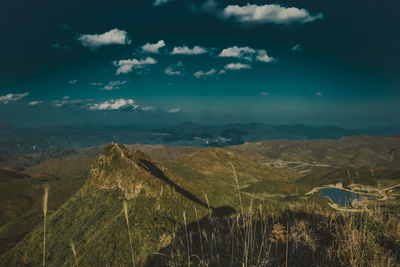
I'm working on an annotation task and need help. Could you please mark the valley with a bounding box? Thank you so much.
[0,135,399,266]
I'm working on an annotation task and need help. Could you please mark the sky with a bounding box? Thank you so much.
[0,0,399,127]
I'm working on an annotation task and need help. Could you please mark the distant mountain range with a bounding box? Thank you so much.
[1,123,400,155]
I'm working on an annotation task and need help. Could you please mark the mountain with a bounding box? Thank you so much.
[1,141,399,266]
[1,123,400,155]
[230,135,400,168]
[165,147,300,206]
[0,144,210,266]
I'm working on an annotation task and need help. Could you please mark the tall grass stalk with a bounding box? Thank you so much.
[70,240,78,267]
[123,200,135,267]
[229,163,243,216]
[42,185,49,267]
[183,211,191,267]
[194,206,204,258]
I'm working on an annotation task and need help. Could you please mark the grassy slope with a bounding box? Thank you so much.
[0,173,85,255]
[166,147,300,208]
[0,144,209,266]
[299,166,400,187]
[230,135,400,167]
[23,157,94,180]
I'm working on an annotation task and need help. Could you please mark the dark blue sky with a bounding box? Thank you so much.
[0,0,399,127]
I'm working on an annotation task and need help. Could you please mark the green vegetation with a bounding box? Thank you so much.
[0,138,399,266]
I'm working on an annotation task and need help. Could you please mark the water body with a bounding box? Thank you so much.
[320,188,378,207]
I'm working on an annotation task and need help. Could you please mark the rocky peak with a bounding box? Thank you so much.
[86,143,165,199]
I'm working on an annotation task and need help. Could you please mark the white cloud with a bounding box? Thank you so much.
[52,98,83,108]
[171,45,207,55]
[141,40,166,53]
[76,29,131,49]
[69,79,78,84]
[141,106,156,111]
[222,4,323,25]
[219,69,226,75]
[113,57,157,75]
[153,0,171,6]
[316,92,323,96]
[219,46,275,63]
[260,92,269,96]
[167,108,180,113]
[165,62,184,76]
[0,92,29,104]
[88,99,138,111]
[29,100,43,106]
[101,80,127,90]
[219,46,256,59]
[256,50,274,63]
[88,82,103,86]
[224,63,251,70]
[194,68,216,79]
[165,67,182,76]
[292,44,302,52]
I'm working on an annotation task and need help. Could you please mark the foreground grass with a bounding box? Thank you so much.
[147,203,400,267]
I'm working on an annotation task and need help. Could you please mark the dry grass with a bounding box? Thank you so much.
[123,200,135,267]
[42,185,49,267]
[153,164,400,267]
[70,239,78,267]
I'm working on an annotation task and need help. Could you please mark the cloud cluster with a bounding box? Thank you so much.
[142,40,166,53]
[0,92,29,104]
[194,68,216,78]
[101,80,127,90]
[224,63,251,70]
[219,46,274,63]
[222,4,323,25]
[29,100,43,106]
[88,99,138,111]
[171,45,207,55]
[167,108,180,113]
[256,50,274,63]
[165,62,184,76]
[219,46,255,60]
[113,57,157,75]
[52,98,83,108]
[141,106,156,111]
[76,29,131,50]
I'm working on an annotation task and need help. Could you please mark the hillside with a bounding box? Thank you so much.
[165,147,300,206]
[23,157,94,180]
[0,143,399,266]
[0,170,85,255]
[0,144,210,266]
[231,135,400,168]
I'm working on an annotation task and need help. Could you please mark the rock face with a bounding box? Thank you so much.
[87,144,162,199]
